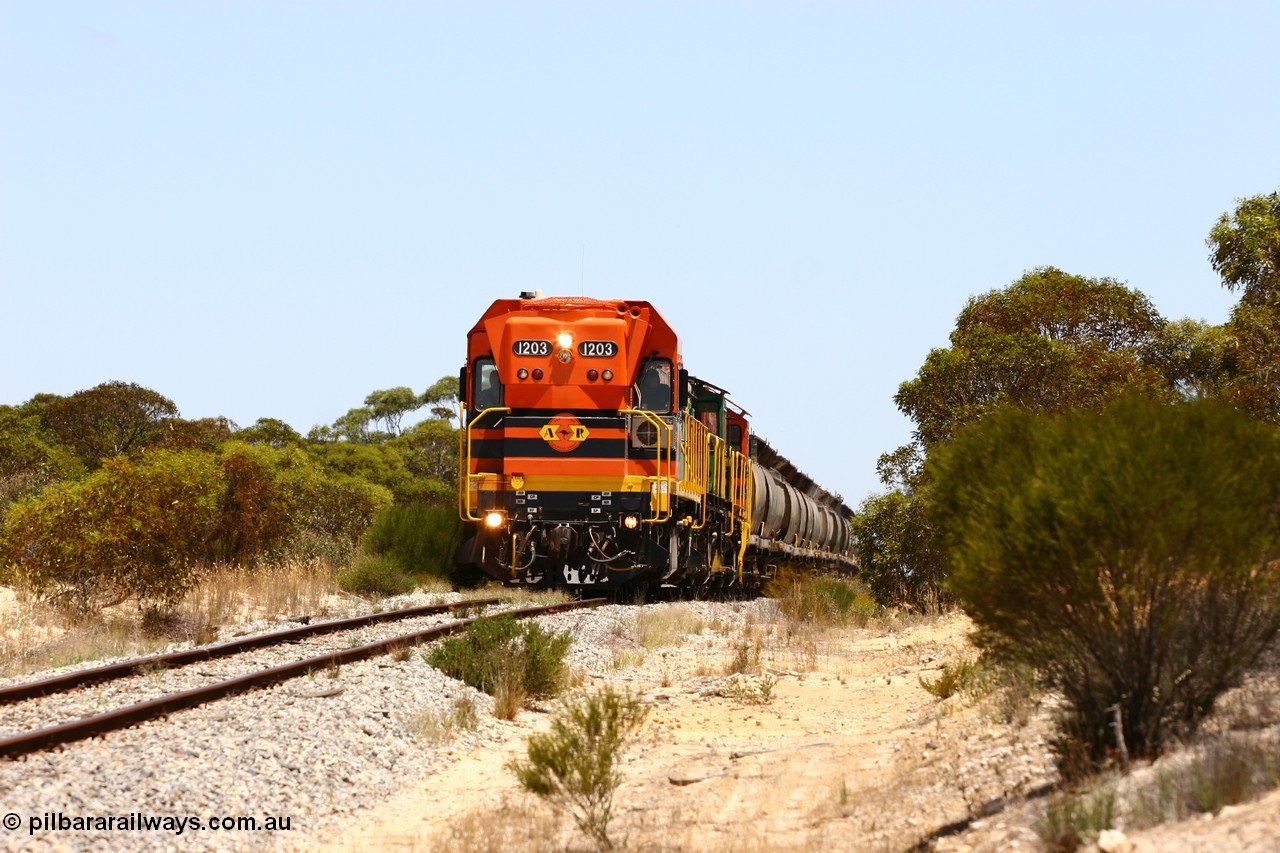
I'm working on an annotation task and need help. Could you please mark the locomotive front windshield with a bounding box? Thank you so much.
[637,359,673,413]
[473,358,503,409]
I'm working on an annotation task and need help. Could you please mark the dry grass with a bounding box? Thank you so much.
[610,648,646,670]
[1032,729,1280,851]
[0,595,174,677]
[635,603,705,649]
[0,558,343,678]
[493,587,574,608]
[418,800,564,853]
[179,559,338,626]
[403,695,480,744]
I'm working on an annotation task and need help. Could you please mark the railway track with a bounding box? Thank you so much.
[0,596,605,760]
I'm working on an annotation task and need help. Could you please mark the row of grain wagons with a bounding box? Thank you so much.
[748,465,854,567]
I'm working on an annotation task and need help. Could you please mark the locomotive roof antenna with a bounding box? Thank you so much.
[580,244,585,296]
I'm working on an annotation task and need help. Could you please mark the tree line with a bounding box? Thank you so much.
[854,190,1280,774]
[0,376,461,614]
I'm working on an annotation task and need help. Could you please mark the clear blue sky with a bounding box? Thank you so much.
[3,2,1277,505]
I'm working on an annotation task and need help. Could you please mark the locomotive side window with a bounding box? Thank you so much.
[636,359,673,414]
[696,403,720,435]
[473,358,503,409]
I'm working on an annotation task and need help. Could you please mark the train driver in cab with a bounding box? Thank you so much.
[637,360,673,414]
[474,359,503,410]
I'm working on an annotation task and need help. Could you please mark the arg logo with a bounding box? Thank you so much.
[540,413,590,452]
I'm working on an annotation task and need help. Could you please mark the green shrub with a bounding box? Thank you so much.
[919,659,984,700]
[508,688,649,851]
[335,554,417,597]
[306,439,453,506]
[0,450,224,614]
[361,502,461,580]
[850,490,949,608]
[278,529,357,567]
[775,573,880,627]
[212,442,391,564]
[1036,785,1117,853]
[427,615,572,713]
[0,405,85,516]
[209,443,296,562]
[285,466,393,544]
[929,397,1280,774]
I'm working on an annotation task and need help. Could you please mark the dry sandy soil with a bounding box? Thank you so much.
[315,607,1280,853]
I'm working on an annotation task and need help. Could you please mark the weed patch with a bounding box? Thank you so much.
[335,554,417,598]
[773,573,881,629]
[508,687,649,850]
[1036,785,1116,852]
[635,605,705,649]
[426,615,572,717]
[405,695,479,744]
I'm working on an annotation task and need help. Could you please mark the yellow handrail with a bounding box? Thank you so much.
[736,458,754,580]
[678,412,710,499]
[459,405,511,522]
[619,409,674,523]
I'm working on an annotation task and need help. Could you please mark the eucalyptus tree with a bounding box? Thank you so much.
[894,266,1169,452]
[38,381,180,468]
[1208,191,1280,307]
[364,387,421,436]
[1208,191,1280,422]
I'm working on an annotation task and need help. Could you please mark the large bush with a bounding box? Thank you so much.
[306,440,449,506]
[0,450,224,613]
[0,443,394,613]
[361,502,461,581]
[850,490,948,608]
[0,406,84,516]
[210,442,392,561]
[208,442,298,562]
[928,397,1280,773]
[286,465,393,543]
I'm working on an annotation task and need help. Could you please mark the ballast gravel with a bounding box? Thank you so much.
[0,594,769,852]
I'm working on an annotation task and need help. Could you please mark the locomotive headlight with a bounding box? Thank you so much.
[484,511,505,529]
[557,349,573,363]
[556,332,574,349]
[623,515,639,529]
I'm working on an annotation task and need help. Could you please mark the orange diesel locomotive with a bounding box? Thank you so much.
[458,293,854,590]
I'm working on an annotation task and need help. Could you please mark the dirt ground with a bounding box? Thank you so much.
[316,612,1039,852]
[5,585,1276,853]
[317,607,1280,853]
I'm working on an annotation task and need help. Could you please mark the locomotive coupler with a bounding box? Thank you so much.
[544,524,577,556]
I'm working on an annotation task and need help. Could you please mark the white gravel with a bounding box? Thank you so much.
[0,594,770,852]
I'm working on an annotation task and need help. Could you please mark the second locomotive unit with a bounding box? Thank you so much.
[457,292,854,590]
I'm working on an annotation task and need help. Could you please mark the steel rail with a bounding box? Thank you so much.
[0,597,514,705]
[0,598,606,760]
